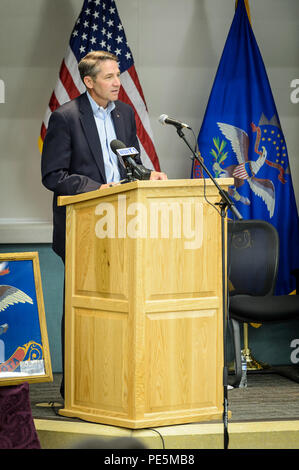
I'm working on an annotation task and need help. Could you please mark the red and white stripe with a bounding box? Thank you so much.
[232,163,249,180]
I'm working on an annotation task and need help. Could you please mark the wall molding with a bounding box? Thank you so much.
[0,219,52,243]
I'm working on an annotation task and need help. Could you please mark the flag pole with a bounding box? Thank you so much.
[242,323,270,371]
[234,0,269,373]
[235,0,251,24]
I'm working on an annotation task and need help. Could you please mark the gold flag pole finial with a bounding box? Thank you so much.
[235,0,251,24]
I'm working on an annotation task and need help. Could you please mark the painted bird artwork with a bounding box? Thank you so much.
[0,285,33,313]
[0,262,33,335]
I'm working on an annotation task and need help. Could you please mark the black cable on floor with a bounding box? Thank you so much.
[49,401,61,416]
[148,428,165,449]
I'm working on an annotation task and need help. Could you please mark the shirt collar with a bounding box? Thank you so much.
[86,91,115,117]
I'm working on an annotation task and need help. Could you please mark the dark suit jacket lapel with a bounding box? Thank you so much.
[112,102,129,179]
[78,92,107,182]
[112,102,126,142]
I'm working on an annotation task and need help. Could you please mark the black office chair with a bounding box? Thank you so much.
[227,219,299,387]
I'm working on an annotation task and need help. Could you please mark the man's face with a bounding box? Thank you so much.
[85,59,121,108]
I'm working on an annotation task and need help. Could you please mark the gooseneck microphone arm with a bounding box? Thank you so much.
[170,123,243,451]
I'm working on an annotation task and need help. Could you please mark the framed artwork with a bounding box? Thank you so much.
[0,252,52,386]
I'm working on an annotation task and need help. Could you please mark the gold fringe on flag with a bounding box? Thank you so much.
[38,135,43,154]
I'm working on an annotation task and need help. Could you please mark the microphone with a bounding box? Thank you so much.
[158,114,191,130]
[110,139,151,180]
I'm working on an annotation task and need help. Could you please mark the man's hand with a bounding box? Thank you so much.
[150,171,168,181]
[100,182,121,189]
[101,171,167,188]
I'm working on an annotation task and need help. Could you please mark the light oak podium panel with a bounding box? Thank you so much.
[58,179,232,428]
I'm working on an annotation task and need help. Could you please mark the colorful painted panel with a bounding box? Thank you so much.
[0,253,52,385]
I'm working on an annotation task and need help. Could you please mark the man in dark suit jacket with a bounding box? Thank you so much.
[42,50,166,261]
[41,51,166,398]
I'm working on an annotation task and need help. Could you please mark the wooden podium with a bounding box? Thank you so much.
[57,178,232,428]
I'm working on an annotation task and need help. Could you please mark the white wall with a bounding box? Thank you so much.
[0,0,298,242]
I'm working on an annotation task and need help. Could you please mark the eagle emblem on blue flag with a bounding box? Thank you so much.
[213,116,287,219]
[192,0,299,295]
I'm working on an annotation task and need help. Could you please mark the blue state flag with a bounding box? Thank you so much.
[192,0,299,295]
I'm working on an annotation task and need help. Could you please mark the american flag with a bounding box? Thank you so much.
[39,0,160,171]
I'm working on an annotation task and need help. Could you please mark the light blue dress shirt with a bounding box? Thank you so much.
[87,92,121,183]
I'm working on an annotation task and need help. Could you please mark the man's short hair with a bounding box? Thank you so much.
[78,51,118,82]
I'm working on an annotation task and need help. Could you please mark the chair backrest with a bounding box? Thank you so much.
[227,219,279,296]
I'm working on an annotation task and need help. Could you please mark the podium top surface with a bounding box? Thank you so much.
[57,178,233,207]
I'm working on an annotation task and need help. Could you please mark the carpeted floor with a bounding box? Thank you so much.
[28,367,299,424]
[228,368,299,422]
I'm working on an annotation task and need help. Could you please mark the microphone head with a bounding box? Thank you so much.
[158,114,168,125]
[110,139,126,154]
